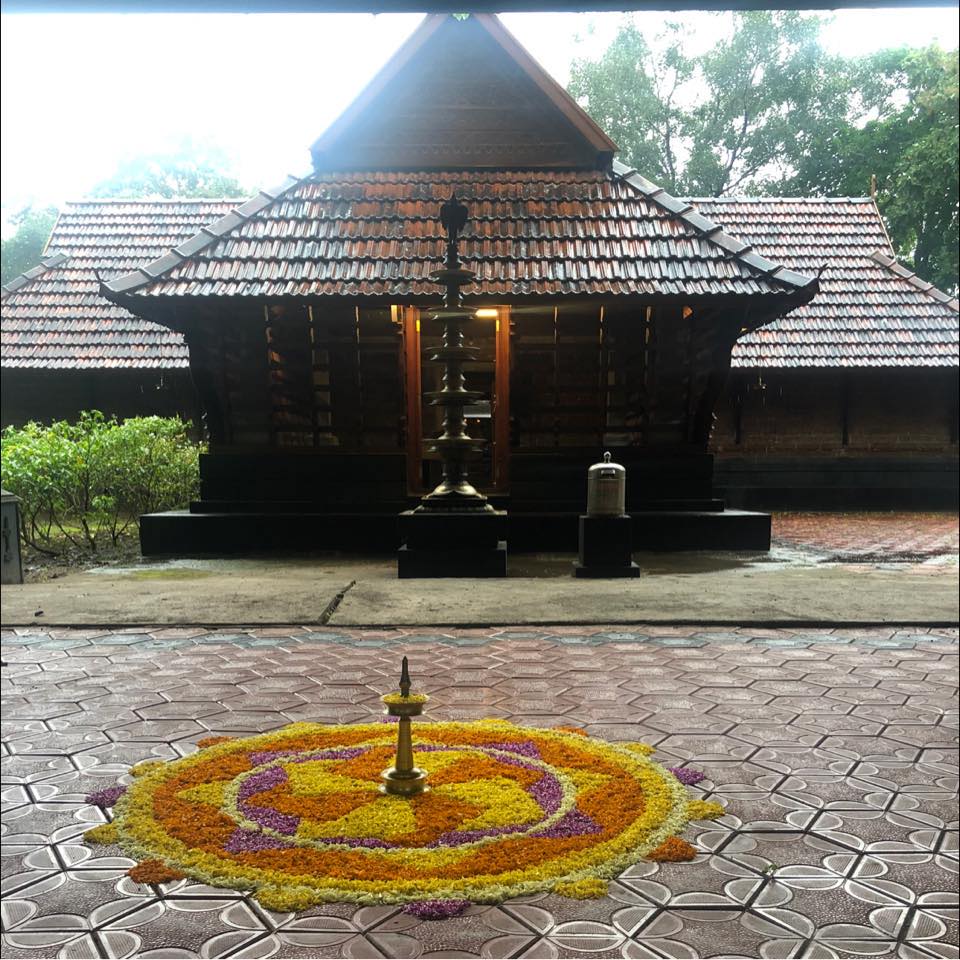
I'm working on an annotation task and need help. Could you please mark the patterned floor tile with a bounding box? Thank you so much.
[1,625,957,958]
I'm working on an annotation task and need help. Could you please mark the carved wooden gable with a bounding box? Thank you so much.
[310,14,617,171]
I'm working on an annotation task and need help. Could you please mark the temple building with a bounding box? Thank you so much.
[2,13,957,554]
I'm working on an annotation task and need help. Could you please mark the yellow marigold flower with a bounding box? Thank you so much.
[623,742,655,756]
[130,760,166,777]
[256,885,319,913]
[686,799,725,821]
[84,823,119,844]
[381,692,429,705]
[554,877,609,899]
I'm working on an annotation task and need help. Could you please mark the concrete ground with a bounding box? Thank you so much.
[2,513,957,959]
[3,513,957,627]
[2,624,957,959]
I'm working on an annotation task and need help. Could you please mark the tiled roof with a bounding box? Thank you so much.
[6,192,954,374]
[691,197,959,368]
[1,200,235,369]
[104,165,814,302]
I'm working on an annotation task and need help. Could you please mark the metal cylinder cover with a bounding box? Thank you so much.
[586,452,626,517]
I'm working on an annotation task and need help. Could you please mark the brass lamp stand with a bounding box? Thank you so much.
[380,657,429,796]
[396,195,508,578]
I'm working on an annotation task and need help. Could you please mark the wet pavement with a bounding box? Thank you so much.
[2,624,957,959]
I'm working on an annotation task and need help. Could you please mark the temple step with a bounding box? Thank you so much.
[141,508,770,556]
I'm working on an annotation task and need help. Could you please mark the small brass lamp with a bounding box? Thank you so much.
[380,657,429,796]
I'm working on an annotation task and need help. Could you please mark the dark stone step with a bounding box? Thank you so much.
[141,508,770,556]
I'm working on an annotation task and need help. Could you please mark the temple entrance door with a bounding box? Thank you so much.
[403,306,510,496]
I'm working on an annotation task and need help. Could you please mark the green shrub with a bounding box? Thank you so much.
[1,412,202,553]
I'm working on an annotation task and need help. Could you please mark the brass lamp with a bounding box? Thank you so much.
[380,657,429,796]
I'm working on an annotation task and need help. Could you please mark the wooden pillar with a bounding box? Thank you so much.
[493,305,511,490]
[403,306,423,493]
[647,303,692,448]
[184,322,228,445]
[841,372,851,447]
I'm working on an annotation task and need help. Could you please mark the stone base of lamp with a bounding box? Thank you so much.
[573,515,640,578]
[397,509,508,578]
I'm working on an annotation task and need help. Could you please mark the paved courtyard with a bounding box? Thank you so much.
[771,513,959,569]
[2,624,957,959]
[4,513,958,629]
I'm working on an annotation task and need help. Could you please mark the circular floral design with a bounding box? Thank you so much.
[89,720,721,912]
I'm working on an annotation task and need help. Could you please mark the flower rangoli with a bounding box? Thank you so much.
[85,720,723,913]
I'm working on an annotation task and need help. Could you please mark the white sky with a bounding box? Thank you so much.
[1,8,957,225]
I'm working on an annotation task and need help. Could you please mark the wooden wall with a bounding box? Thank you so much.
[1,368,197,428]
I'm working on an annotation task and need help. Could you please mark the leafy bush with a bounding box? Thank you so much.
[1,412,202,553]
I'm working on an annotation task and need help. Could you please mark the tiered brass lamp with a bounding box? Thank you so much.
[396,194,508,578]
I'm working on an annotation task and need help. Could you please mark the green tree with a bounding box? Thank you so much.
[569,16,958,291]
[1,206,59,285]
[569,21,692,193]
[785,46,959,293]
[569,12,843,197]
[684,12,846,196]
[90,138,248,199]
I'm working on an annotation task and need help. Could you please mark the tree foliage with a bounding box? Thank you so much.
[1,206,59,285]
[1,413,202,553]
[786,46,959,293]
[570,22,692,192]
[90,139,248,199]
[569,13,959,290]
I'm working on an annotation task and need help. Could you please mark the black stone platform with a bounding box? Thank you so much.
[397,509,508,579]
[716,455,960,510]
[140,507,769,556]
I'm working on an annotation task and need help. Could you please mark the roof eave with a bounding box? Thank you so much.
[612,160,818,298]
[1,252,70,300]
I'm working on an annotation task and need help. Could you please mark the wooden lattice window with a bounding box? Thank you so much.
[511,304,608,449]
[603,304,653,447]
[264,304,403,450]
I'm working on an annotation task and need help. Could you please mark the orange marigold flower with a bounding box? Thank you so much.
[649,837,698,862]
[128,859,186,884]
[196,736,235,748]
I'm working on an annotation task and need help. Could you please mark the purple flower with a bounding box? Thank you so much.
[310,747,367,761]
[482,740,541,759]
[238,766,287,801]
[223,829,293,853]
[249,750,295,765]
[431,825,515,846]
[402,899,472,920]
[529,773,563,814]
[239,804,300,835]
[668,766,706,786]
[531,808,602,839]
[325,836,393,849]
[85,785,127,808]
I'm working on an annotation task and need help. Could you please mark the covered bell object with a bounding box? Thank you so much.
[586,452,627,518]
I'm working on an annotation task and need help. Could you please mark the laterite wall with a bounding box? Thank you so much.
[712,368,959,509]
[0,369,198,428]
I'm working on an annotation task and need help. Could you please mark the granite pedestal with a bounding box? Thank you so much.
[397,509,508,578]
[573,515,640,578]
